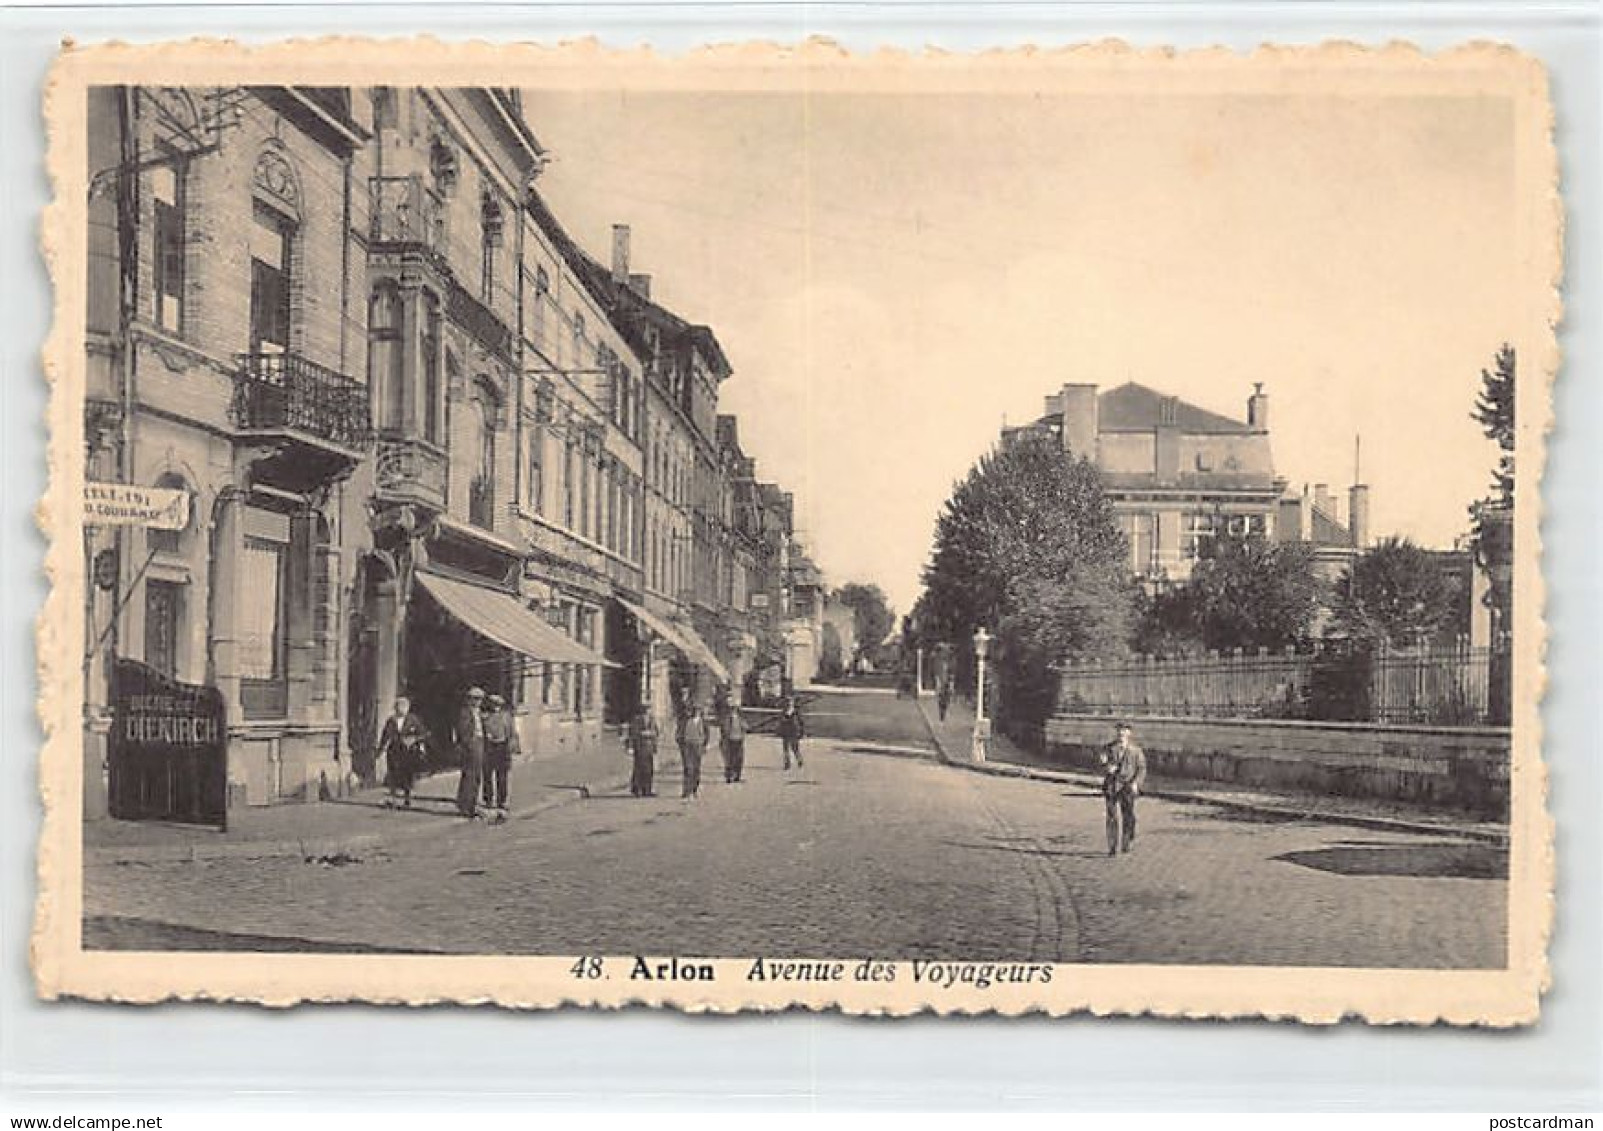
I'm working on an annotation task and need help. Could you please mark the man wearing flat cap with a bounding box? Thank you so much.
[481,692,519,822]
[454,686,488,818]
[1099,720,1147,856]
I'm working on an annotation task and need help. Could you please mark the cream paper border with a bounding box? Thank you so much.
[34,37,1560,1023]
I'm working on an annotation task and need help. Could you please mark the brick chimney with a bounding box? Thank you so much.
[1059,383,1099,460]
[611,224,630,285]
[1348,483,1371,549]
[1247,382,1269,431]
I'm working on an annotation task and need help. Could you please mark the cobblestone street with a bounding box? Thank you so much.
[85,694,1506,968]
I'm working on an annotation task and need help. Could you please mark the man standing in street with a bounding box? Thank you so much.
[777,695,805,771]
[454,686,487,819]
[627,701,659,798]
[720,697,747,784]
[1099,720,1147,855]
[481,692,519,823]
[677,698,709,799]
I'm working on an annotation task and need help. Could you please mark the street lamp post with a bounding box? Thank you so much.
[972,627,992,763]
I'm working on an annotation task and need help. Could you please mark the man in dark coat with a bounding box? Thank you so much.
[720,699,747,783]
[1099,721,1148,855]
[626,703,659,798]
[777,695,805,770]
[677,701,709,799]
[481,693,519,822]
[454,686,487,818]
[378,695,429,809]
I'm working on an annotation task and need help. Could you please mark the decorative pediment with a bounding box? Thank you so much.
[252,146,301,216]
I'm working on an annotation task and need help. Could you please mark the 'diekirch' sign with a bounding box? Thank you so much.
[109,659,227,828]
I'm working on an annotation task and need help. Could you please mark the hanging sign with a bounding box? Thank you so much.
[84,482,189,531]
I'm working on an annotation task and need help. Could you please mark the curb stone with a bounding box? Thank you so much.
[912,699,1507,846]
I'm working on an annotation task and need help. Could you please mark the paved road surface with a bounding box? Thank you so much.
[86,693,1505,967]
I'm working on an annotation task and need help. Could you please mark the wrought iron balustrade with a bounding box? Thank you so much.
[369,175,447,254]
[232,351,372,450]
[375,436,448,508]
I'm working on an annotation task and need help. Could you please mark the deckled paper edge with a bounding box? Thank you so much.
[33,35,1560,1025]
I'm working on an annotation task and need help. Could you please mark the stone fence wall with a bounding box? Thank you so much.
[1042,713,1510,819]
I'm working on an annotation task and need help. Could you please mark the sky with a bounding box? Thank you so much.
[526,85,1519,619]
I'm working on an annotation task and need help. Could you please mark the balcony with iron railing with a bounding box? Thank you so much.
[369,175,448,256]
[231,351,372,490]
[375,435,448,511]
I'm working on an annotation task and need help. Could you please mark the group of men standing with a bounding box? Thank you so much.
[374,683,812,820]
[625,691,807,800]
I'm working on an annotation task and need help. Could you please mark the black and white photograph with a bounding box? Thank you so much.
[36,40,1555,1020]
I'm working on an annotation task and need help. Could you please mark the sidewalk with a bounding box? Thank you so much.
[86,734,676,864]
[914,695,1507,845]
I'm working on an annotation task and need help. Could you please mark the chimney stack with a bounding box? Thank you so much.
[611,224,631,285]
[1314,483,1332,518]
[1058,383,1099,460]
[1349,483,1371,550]
[1247,382,1269,431]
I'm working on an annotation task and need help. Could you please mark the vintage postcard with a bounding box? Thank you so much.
[34,38,1557,1021]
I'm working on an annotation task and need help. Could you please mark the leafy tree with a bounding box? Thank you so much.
[1184,535,1322,652]
[834,582,895,665]
[919,430,1132,736]
[1473,343,1515,506]
[819,621,846,682]
[1333,537,1460,648]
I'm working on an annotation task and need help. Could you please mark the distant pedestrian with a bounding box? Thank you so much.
[482,693,519,822]
[627,703,659,797]
[454,686,487,819]
[378,695,429,809]
[677,702,709,798]
[1099,721,1147,855]
[777,695,805,770]
[937,680,951,722]
[720,701,747,783]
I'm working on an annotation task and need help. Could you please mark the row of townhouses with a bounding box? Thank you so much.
[83,84,824,813]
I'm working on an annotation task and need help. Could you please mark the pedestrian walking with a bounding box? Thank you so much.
[720,700,747,783]
[677,701,709,798]
[481,693,519,822]
[626,703,659,797]
[777,695,805,770]
[937,680,951,722]
[378,695,429,809]
[1099,720,1147,855]
[453,686,487,819]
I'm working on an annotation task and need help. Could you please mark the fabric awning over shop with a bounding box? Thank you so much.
[416,570,615,668]
[620,598,731,684]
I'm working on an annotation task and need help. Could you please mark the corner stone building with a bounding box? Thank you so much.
[85,87,373,808]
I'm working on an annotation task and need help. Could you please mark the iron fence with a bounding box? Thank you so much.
[1057,641,1511,727]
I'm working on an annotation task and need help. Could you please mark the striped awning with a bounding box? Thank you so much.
[620,598,731,684]
[416,570,614,667]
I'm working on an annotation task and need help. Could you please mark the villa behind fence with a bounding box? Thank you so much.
[1056,641,1512,728]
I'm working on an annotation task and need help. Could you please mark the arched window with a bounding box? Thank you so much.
[369,283,403,430]
[480,192,503,303]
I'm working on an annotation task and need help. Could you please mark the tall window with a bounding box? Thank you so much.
[563,436,575,530]
[470,394,496,529]
[525,427,543,515]
[143,579,182,679]
[1183,513,1218,562]
[369,284,403,430]
[239,519,290,719]
[1124,513,1157,574]
[249,205,293,355]
[151,161,184,332]
[421,293,442,443]
[480,193,503,304]
[533,265,550,348]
